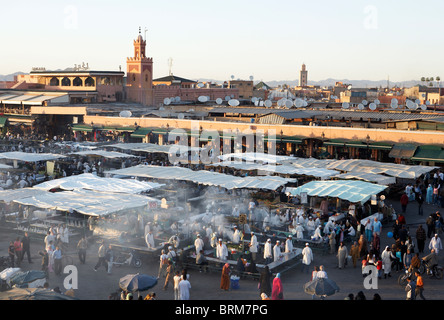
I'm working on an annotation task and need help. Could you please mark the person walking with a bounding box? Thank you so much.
[249,232,258,262]
[350,241,360,268]
[105,244,114,275]
[13,237,23,267]
[8,241,15,268]
[178,275,191,300]
[416,225,426,253]
[39,249,49,278]
[271,273,284,300]
[158,250,168,279]
[400,192,409,214]
[429,233,443,254]
[259,265,272,297]
[76,236,88,264]
[329,231,336,254]
[414,270,426,300]
[52,246,62,276]
[173,271,181,300]
[263,239,273,265]
[21,232,33,264]
[301,243,313,273]
[405,276,416,300]
[93,242,107,272]
[163,260,175,290]
[220,263,230,291]
[337,242,348,269]
[381,246,393,279]
[417,193,424,216]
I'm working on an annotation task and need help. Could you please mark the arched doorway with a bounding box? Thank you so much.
[61,77,71,86]
[49,77,59,86]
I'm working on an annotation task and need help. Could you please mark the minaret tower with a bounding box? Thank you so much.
[126,27,154,106]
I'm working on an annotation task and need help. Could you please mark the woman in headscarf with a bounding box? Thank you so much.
[259,265,272,297]
[426,184,433,204]
[220,263,231,291]
[271,273,284,300]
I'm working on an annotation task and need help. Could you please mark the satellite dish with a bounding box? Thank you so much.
[119,110,132,117]
[391,98,398,105]
[358,104,365,110]
[197,82,205,88]
[228,99,239,107]
[264,100,272,108]
[369,103,377,110]
[225,96,231,101]
[231,75,235,80]
[251,97,258,103]
[374,99,380,105]
[362,100,368,106]
[285,100,293,108]
[249,75,254,81]
[174,96,181,103]
[178,113,185,119]
[406,100,414,109]
[342,102,350,109]
[347,85,352,90]
[198,96,208,103]
[420,104,427,110]
[415,99,421,104]
[295,99,304,108]
[159,106,165,111]
[216,98,223,105]
[163,98,171,105]
[390,103,398,109]
[426,100,431,106]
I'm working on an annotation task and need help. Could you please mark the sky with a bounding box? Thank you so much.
[1,0,443,82]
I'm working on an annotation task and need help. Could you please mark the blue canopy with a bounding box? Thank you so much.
[119,274,158,292]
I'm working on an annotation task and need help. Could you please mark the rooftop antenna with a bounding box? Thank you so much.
[144,28,148,41]
[168,57,173,76]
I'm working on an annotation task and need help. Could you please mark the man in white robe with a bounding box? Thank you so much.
[285,235,294,253]
[301,243,313,273]
[194,234,204,255]
[306,216,316,236]
[264,239,273,264]
[232,227,241,244]
[249,232,258,262]
[273,241,282,262]
[145,231,155,248]
[216,239,228,261]
[295,223,305,240]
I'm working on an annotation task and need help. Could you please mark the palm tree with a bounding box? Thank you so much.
[421,77,426,83]
[436,76,441,88]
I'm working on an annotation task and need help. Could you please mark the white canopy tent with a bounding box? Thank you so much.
[0,152,65,162]
[11,189,161,217]
[0,188,48,204]
[332,172,396,185]
[33,173,164,194]
[208,161,338,180]
[285,180,388,204]
[218,152,295,164]
[284,157,436,179]
[107,165,295,190]
[70,150,137,159]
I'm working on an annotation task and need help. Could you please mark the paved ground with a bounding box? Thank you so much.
[1,195,443,300]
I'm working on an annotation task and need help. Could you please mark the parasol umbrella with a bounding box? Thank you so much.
[303,278,339,299]
[9,270,47,288]
[119,273,158,292]
[0,287,78,300]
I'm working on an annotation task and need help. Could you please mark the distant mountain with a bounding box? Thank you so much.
[192,77,421,89]
[0,72,26,82]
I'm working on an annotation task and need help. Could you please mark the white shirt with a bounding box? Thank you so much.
[285,239,293,253]
[317,270,328,279]
[273,244,282,262]
[232,230,241,244]
[194,238,204,254]
[302,246,313,265]
[249,235,258,253]
[429,236,443,254]
[216,243,228,261]
[264,242,273,259]
[145,233,155,248]
[178,279,191,300]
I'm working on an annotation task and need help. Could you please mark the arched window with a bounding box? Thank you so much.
[49,77,59,86]
[61,77,71,86]
[85,77,95,87]
[73,77,83,87]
